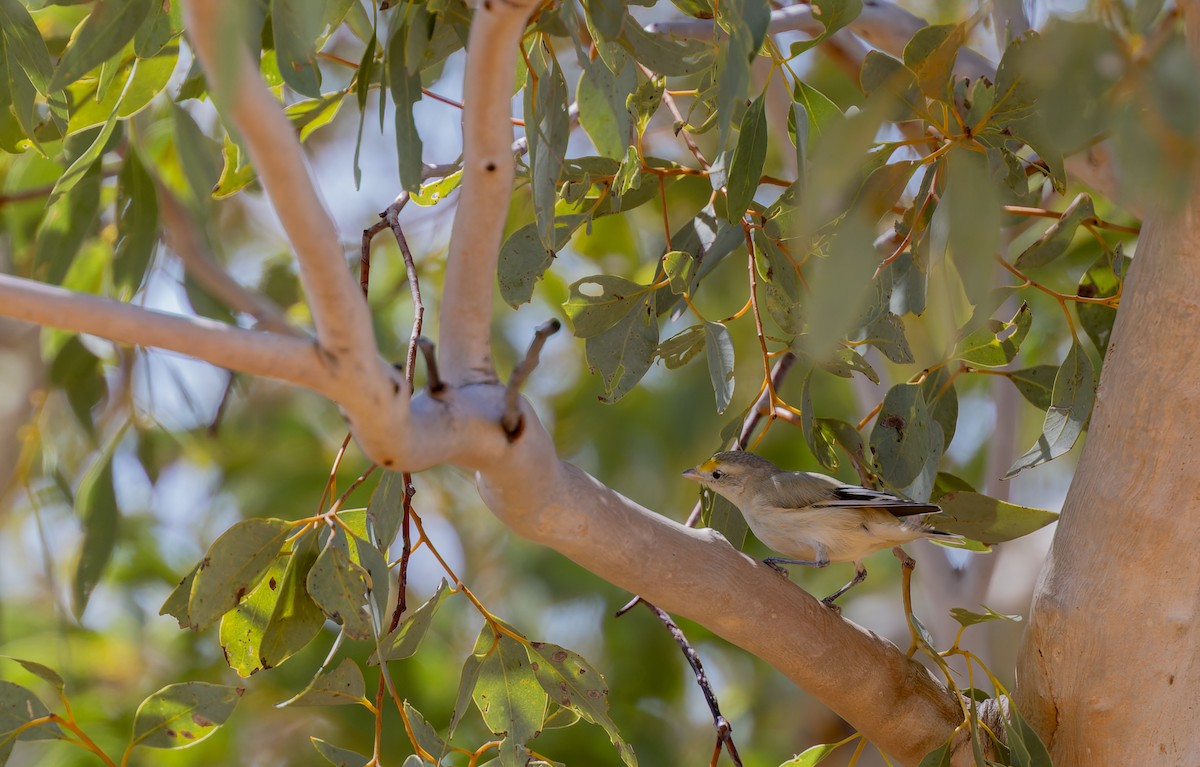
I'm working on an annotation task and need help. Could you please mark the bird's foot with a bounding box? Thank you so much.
[763,559,791,577]
[820,597,843,616]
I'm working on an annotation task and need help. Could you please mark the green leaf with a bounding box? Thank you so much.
[586,0,626,39]
[921,366,959,450]
[870,383,939,491]
[49,115,118,206]
[449,629,491,737]
[1005,341,1095,478]
[1076,248,1126,357]
[564,275,648,338]
[372,579,451,664]
[916,740,952,767]
[819,348,878,384]
[577,55,636,159]
[860,312,914,364]
[1013,193,1095,269]
[703,322,735,414]
[663,251,696,295]
[66,45,179,135]
[219,534,324,676]
[656,325,706,369]
[171,102,220,204]
[949,605,1022,628]
[619,18,712,77]
[527,45,570,250]
[48,0,156,92]
[72,429,123,619]
[129,682,242,750]
[945,148,1000,305]
[311,737,370,767]
[473,634,548,767]
[1006,365,1058,410]
[526,642,637,767]
[133,0,184,57]
[802,374,838,471]
[725,91,767,223]
[404,701,451,762]
[0,681,60,742]
[1004,699,1053,767]
[498,224,556,309]
[703,491,748,550]
[902,24,965,100]
[307,535,373,640]
[411,169,463,206]
[366,470,404,552]
[793,81,843,154]
[113,149,159,293]
[754,228,803,334]
[280,658,366,708]
[0,658,64,693]
[48,336,107,433]
[928,492,1058,544]
[272,0,326,98]
[189,518,291,632]
[388,25,425,194]
[286,92,347,142]
[214,134,256,199]
[0,0,54,94]
[953,302,1031,368]
[159,564,199,629]
[586,294,658,402]
[779,740,844,766]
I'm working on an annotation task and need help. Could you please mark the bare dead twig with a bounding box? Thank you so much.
[644,602,745,767]
[502,319,562,439]
[416,338,445,394]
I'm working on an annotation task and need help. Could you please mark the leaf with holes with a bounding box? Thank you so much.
[527,642,636,767]
[953,303,1031,368]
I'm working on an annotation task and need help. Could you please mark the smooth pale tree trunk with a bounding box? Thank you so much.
[1015,9,1200,755]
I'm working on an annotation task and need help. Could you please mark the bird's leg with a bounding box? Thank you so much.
[762,556,828,577]
[821,561,868,609]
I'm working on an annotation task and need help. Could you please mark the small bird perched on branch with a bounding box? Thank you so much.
[683,451,963,608]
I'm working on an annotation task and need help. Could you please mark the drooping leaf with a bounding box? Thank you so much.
[1006,365,1058,410]
[703,322,735,414]
[526,642,637,766]
[449,628,491,737]
[498,224,555,309]
[1005,342,1095,478]
[473,633,548,767]
[371,579,451,664]
[72,429,124,619]
[279,658,367,708]
[189,518,291,631]
[870,383,940,492]
[1004,699,1053,767]
[272,0,330,98]
[586,294,658,402]
[307,535,373,640]
[113,149,159,293]
[577,55,636,159]
[725,91,767,223]
[129,682,242,750]
[404,701,452,763]
[656,325,706,369]
[160,564,200,630]
[860,312,914,364]
[619,18,713,77]
[1013,193,1095,269]
[526,45,570,250]
[48,336,107,434]
[928,492,1058,544]
[1076,247,1127,357]
[902,24,965,100]
[311,737,370,767]
[219,534,324,676]
[563,275,648,338]
[703,491,748,550]
[388,23,424,193]
[366,470,405,552]
[916,740,952,767]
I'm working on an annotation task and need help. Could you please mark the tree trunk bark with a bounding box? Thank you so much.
[1014,135,1200,765]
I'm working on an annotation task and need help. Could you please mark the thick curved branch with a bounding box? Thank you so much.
[437,0,541,385]
[0,274,329,392]
[182,2,386,395]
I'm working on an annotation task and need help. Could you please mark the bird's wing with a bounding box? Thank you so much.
[812,485,941,517]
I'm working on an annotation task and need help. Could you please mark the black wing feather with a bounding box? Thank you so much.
[817,486,941,517]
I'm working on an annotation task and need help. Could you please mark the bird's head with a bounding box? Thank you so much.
[682,451,782,502]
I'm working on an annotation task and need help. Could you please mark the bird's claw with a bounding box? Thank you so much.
[763,559,790,577]
[820,597,842,616]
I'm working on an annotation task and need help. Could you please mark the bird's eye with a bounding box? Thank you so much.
[710,470,724,480]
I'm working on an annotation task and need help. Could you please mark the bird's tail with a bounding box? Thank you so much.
[923,528,967,546]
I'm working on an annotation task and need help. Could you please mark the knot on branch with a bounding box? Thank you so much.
[501,318,561,441]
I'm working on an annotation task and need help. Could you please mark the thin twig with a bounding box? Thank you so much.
[644,602,744,767]
[386,197,423,378]
[502,319,562,439]
[388,480,416,631]
[416,338,445,393]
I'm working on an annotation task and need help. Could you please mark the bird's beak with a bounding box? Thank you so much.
[682,457,718,482]
[681,467,703,481]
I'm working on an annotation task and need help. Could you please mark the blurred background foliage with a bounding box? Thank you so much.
[0,0,1193,764]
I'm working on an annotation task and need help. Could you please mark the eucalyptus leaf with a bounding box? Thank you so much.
[928,492,1058,544]
[129,682,242,750]
[1005,342,1095,478]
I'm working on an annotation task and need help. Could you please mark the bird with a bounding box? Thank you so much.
[682,451,963,608]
